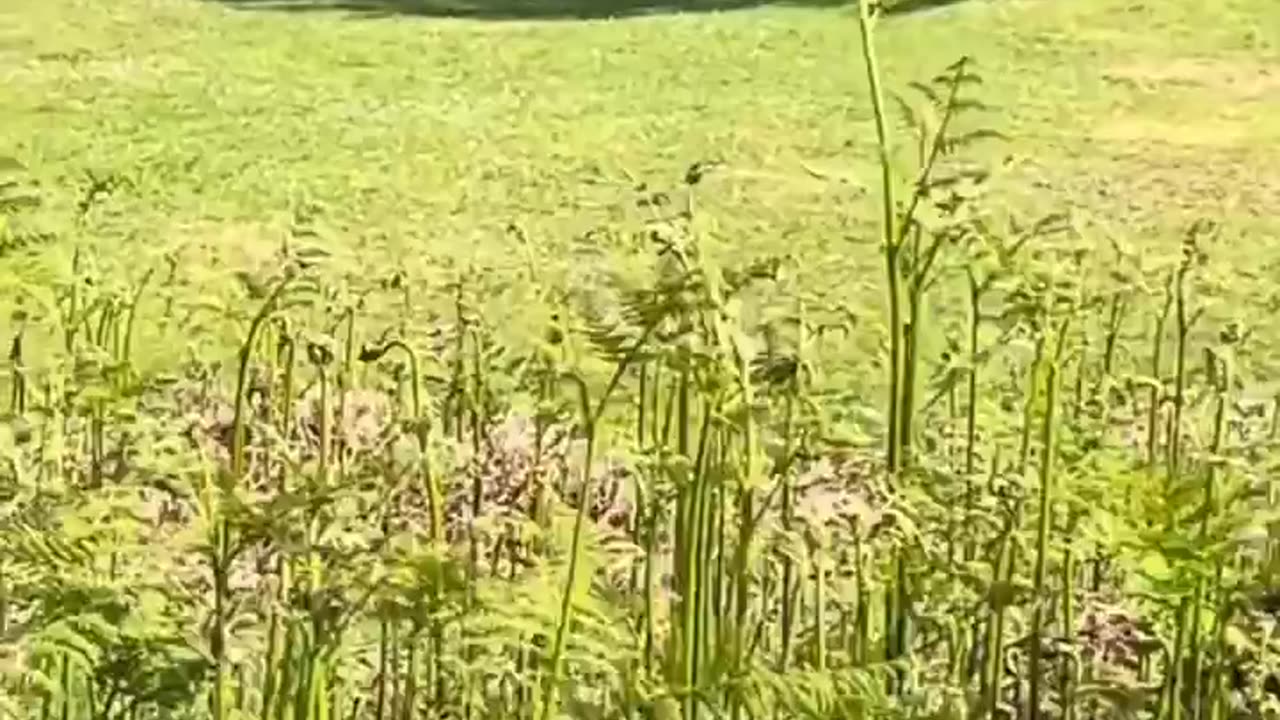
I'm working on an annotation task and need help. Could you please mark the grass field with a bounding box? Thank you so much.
[3,0,1278,258]
[3,0,1279,375]
[3,0,1280,718]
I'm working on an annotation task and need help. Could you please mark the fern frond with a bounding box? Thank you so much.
[907,80,942,108]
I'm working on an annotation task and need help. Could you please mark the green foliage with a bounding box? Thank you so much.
[1,4,1279,720]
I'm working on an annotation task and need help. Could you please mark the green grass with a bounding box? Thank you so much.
[3,0,1278,259]
[4,0,1278,388]
[3,1,1280,718]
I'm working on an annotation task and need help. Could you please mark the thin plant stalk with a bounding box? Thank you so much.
[1060,530,1076,720]
[964,270,982,561]
[1027,321,1067,720]
[1190,349,1231,720]
[1147,278,1174,472]
[537,320,656,720]
[1167,597,1190,720]
[984,495,1020,717]
[263,331,298,720]
[1169,266,1190,481]
[1206,566,1228,720]
[222,273,299,720]
[856,0,903,475]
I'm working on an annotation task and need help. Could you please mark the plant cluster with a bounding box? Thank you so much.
[1,5,1279,720]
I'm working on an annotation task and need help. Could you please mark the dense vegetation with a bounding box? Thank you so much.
[2,0,1280,719]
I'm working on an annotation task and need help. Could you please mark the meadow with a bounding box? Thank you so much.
[2,0,1280,717]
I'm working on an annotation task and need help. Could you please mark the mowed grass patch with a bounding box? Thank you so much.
[2,0,1278,326]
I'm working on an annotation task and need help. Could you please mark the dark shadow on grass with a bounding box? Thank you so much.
[882,0,967,15]
[213,0,851,21]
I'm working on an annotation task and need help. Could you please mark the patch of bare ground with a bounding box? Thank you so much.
[1092,117,1250,148]
[1080,56,1280,225]
[1102,57,1280,102]
[1021,142,1280,233]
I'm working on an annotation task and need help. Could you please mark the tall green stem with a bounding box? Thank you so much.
[222,274,297,720]
[856,0,903,474]
[538,321,655,720]
[1027,324,1064,720]
[1169,265,1189,481]
[1147,280,1174,472]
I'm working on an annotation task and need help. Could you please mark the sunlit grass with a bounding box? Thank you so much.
[2,0,1280,718]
